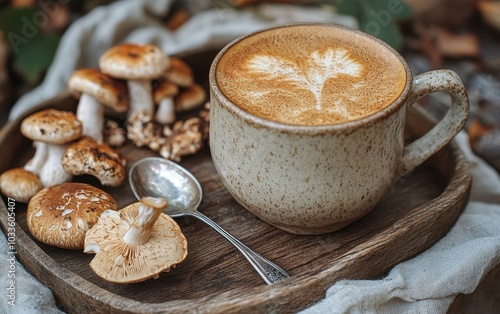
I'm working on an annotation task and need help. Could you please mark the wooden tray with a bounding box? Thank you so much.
[0,50,472,313]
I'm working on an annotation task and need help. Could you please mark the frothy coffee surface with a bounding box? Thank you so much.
[216,25,407,125]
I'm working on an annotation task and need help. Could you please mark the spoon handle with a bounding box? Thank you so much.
[189,211,289,284]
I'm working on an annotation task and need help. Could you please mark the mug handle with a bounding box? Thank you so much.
[397,69,469,176]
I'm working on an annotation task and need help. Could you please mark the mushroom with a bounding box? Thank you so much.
[26,182,118,249]
[62,136,126,187]
[99,43,170,119]
[174,83,206,112]
[68,68,128,143]
[0,168,43,203]
[153,80,179,125]
[164,57,193,88]
[20,109,82,187]
[84,196,188,283]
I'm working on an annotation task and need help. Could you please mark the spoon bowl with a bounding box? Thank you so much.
[128,157,289,285]
[129,157,202,217]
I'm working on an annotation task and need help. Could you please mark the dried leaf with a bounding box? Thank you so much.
[478,0,500,32]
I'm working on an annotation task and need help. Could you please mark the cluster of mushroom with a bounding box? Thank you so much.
[69,43,209,162]
[25,182,187,283]
[0,109,126,203]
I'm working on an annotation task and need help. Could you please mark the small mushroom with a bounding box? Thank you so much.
[99,43,170,119]
[174,83,206,112]
[153,80,179,125]
[62,136,126,187]
[0,168,43,203]
[21,109,82,187]
[26,182,118,249]
[68,68,128,143]
[164,57,193,88]
[84,196,188,283]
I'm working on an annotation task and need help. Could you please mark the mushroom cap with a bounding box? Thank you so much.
[165,57,193,87]
[62,136,126,187]
[68,68,129,113]
[26,182,118,249]
[84,198,188,283]
[100,43,170,80]
[153,80,178,103]
[21,109,82,144]
[174,84,206,112]
[0,168,43,203]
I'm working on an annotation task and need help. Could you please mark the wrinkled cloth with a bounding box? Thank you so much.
[3,1,500,313]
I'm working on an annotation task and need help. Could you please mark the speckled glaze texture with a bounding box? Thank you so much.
[209,23,469,235]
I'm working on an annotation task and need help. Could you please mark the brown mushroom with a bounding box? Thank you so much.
[84,196,188,283]
[68,68,128,143]
[62,136,126,187]
[26,182,117,249]
[153,80,179,125]
[21,109,82,187]
[0,168,43,203]
[174,83,206,112]
[164,57,193,87]
[99,43,170,119]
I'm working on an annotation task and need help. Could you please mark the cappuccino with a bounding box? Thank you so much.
[216,24,407,125]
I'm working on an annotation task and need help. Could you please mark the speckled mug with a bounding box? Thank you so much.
[209,23,469,235]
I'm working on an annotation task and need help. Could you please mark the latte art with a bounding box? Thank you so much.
[216,25,407,126]
[246,48,362,113]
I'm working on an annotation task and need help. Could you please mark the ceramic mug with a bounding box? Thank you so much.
[209,23,469,235]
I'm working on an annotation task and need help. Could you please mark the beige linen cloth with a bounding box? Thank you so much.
[2,1,499,313]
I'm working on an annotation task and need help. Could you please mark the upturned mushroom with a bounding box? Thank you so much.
[0,168,43,203]
[26,182,117,249]
[62,136,126,187]
[21,109,82,187]
[99,43,170,119]
[174,83,206,112]
[153,80,178,125]
[84,196,188,283]
[68,68,129,143]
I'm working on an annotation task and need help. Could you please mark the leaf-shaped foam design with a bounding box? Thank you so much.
[246,48,362,110]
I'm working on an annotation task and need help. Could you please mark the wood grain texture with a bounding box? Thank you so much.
[0,50,472,313]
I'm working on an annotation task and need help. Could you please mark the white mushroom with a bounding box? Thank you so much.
[20,109,82,187]
[164,57,194,88]
[84,197,188,283]
[68,68,128,143]
[153,80,178,125]
[174,83,206,112]
[99,44,170,119]
[26,182,118,249]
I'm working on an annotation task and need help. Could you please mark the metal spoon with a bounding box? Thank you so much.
[128,157,289,284]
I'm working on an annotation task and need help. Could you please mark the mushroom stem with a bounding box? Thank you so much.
[155,97,176,124]
[39,143,72,187]
[76,93,104,143]
[123,197,167,245]
[128,80,154,118]
[24,141,48,174]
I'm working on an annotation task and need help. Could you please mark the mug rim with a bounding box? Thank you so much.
[209,22,413,134]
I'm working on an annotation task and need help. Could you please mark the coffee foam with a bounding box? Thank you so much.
[216,25,407,126]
